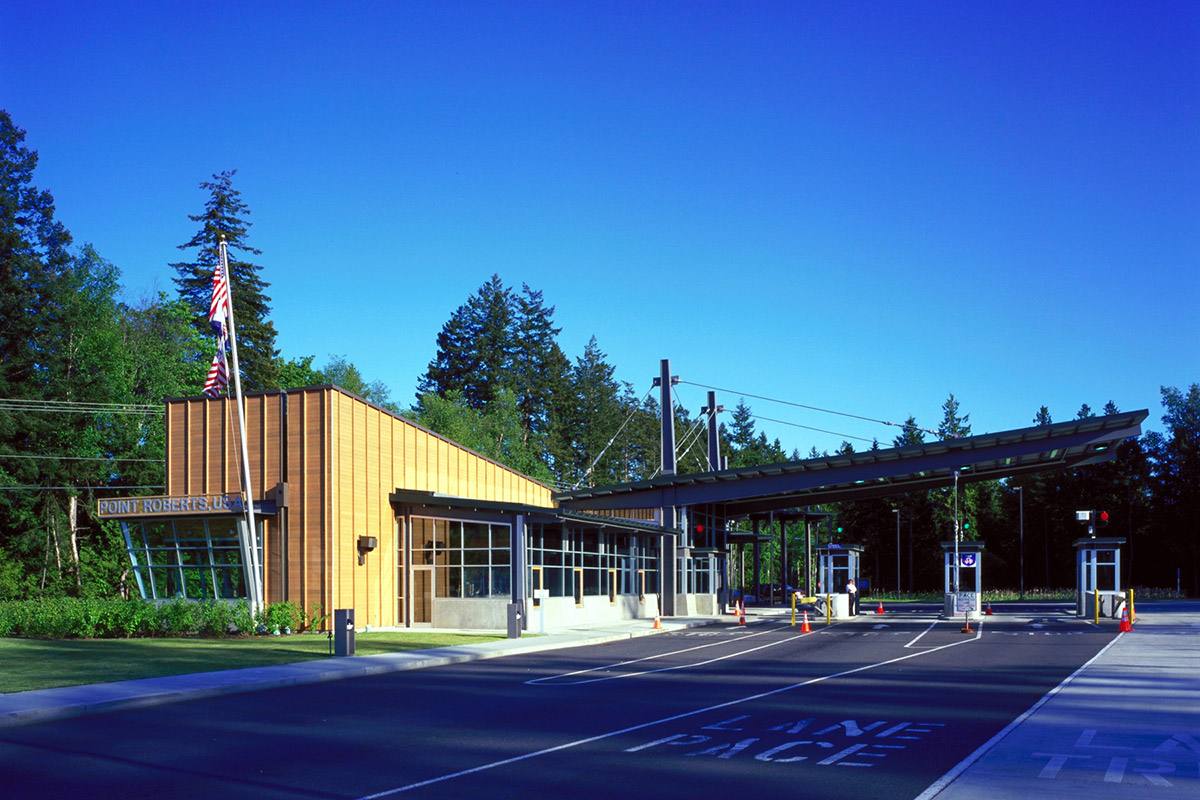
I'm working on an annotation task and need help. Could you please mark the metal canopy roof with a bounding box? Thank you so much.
[555,410,1147,516]
[388,489,677,537]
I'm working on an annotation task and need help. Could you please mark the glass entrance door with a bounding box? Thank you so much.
[413,567,433,625]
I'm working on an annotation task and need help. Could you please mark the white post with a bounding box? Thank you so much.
[953,469,961,593]
[220,238,264,615]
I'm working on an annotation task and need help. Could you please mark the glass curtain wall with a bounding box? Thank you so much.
[411,517,511,598]
[122,517,262,601]
[527,523,659,600]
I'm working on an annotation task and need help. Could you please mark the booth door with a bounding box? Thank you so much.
[413,567,433,625]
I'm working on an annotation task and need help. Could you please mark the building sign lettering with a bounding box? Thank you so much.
[97,493,245,518]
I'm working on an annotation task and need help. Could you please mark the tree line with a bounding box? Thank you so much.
[2,108,1196,600]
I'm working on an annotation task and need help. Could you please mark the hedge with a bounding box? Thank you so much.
[0,598,310,639]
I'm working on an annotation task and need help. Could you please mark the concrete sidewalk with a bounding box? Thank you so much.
[922,608,1200,799]
[0,615,719,729]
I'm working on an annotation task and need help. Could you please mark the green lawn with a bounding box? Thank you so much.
[0,631,505,694]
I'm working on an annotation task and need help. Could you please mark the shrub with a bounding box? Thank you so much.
[259,601,302,634]
[159,599,201,636]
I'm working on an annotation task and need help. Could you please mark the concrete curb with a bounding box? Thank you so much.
[0,617,717,728]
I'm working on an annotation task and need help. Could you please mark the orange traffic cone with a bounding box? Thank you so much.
[801,610,811,633]
[1118,604,1132,632]
[985,602,994,616]
[876,602,885,614]
[738,600,746,626]
[961,614,973,634]
[653,613,662,630]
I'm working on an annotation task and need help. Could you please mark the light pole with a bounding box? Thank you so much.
[1018,486,1024,601]
[953,469,961,593]
[893,508,901,598]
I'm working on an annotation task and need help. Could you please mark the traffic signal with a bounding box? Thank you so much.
[836,526,843,534]
[963,521,970,531]
[1097,510,1109,528]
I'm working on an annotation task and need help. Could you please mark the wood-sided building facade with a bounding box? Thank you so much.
[98,386,675,631]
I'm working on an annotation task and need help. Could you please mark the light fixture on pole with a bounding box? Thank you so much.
[893,508,900,597]
[953,469,961,594]
[1018,485,1024,601]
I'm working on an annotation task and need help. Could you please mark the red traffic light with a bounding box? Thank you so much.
[1098,511,1109,526]
[694,524,705,534]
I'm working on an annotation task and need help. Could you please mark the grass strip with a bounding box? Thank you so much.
[0,631,505,694]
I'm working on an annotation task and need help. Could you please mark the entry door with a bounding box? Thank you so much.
[413,567,433,625]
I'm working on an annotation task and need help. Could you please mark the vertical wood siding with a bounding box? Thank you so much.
[165,387,554,630]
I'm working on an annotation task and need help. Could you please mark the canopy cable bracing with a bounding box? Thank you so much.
[676,379,940,438]
[671,384,717,470]
[749,414,876,446]
[571,386,655,490]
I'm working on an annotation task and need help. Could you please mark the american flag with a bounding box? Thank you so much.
[203,244,233,397]
[203,340,229,398]
[209,251,231,338]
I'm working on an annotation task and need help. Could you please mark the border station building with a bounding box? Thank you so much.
[98,386,677,631]
[98,383,1147,631]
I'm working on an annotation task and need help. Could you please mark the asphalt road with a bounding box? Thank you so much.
[0,613,1114,800]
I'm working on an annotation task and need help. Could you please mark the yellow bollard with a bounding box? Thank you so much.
[791,592,796,627]
[1129,588,1136,624]
[826,593,832,626]
[1094,590,1100,626]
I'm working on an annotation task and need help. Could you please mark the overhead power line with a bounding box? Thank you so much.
[0,398,160,416]
[0,454,162,463]
[0,485,165,491]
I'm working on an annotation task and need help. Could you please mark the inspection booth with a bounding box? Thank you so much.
[941,541,984,620]
[1073,537,1126,618]
[815,543,863,618]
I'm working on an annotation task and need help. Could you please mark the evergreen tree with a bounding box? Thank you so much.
[727,400,759,467]
[0,111,93,596]
[511,284,570,461]
[418,274,513,409]
[170,170,279,391]
[933,393,977,545]
[725,399,786,467]
[937,393,971,439]
[1147,384,1200,594]
[559,337,625,487]
[889,415,929,593]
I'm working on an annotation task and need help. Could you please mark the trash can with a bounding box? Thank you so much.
[334,609,355,657]
[507,602,523,639]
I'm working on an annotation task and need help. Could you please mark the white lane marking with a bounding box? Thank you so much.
[524,625,790,685]
[912,630,1123,800]
[904,621,940,648]
[526,627,823,686]
[353,621,985,799]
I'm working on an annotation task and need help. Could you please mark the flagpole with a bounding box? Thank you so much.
[219,237,264,616]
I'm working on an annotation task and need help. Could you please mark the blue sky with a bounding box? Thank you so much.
[4,1,1197,454]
